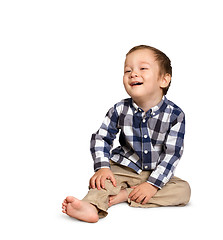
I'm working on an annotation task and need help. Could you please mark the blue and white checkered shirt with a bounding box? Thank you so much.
[90,96,185,189]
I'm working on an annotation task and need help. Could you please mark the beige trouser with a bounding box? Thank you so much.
[83,162,191,218]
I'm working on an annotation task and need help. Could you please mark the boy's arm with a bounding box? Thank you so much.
[90,105,119,171]
[147,111,185,189]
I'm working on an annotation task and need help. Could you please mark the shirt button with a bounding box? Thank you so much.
[143,119,146,123]
[144,135,147,138]
[134,110,137,114]
[144,166,148,169]
[144,150,148,154]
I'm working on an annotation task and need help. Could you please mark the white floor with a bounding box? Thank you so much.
[58,202,220,240]
[1,174,221,240]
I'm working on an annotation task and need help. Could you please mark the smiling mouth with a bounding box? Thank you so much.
[130,82,143,86]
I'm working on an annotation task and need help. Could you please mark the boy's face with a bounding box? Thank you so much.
[123,49,167,103]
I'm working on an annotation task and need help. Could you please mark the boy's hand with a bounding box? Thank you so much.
[89,168,117,190]
[129,182,158,205]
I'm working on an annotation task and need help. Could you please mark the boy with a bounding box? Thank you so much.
[62,45,191,223]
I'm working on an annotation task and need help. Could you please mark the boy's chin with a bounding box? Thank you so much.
[126,90,144,98]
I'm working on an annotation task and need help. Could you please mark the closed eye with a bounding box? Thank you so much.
[141,68,148,70]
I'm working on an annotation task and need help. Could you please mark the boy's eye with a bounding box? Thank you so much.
[141,68,148,70]
[125,70,131,73]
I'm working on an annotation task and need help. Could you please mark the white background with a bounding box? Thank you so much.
[1,0,222,239]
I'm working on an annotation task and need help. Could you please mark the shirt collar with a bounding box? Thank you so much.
[131,96,167,116]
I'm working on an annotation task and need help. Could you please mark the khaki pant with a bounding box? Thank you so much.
[83,162,191,218]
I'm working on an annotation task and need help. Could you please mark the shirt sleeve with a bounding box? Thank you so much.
[90,105,119,171]
[147,111,185,189]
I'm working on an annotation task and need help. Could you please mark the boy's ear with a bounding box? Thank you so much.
[159,73,171,88]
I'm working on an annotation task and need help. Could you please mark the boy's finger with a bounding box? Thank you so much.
[135,194,144,203]
[110,174,117,187]
[142,196,149,205]
[96,176,102,190]
[129,187,139,198]
[90,177,96,189]
[100,176,106,189]
[128,190,134,199]
[130,191,140,201]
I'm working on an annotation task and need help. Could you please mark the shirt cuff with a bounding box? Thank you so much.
[147,179,162,189]
[147,174,168,189]
[94,158,110,171]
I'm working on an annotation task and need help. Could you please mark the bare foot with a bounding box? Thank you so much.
[108,189,128,207]
[62,196,99,223]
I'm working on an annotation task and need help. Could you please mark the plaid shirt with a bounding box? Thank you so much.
[90,96,185,188]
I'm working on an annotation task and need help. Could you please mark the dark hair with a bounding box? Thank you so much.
[126,45,172,95]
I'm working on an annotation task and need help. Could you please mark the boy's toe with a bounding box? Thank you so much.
[62,204,67,213]
[66,196,75,203]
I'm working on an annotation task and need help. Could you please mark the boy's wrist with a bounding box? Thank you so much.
[95,166,110,171]
[147,180,162,190]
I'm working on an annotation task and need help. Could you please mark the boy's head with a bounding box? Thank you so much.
[123,45,172,103]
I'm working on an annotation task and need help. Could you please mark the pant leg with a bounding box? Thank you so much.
[128,175,191,208]
[82,179,123,218]
[82,163,131,218]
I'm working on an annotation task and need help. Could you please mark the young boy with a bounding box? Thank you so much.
[62,45,191,223]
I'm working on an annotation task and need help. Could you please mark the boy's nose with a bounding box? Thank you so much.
[131,72,138,78]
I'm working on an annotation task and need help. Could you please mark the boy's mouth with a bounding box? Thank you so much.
[130,81,143,86]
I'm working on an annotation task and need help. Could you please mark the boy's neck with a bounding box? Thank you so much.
[133,95,164,113]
